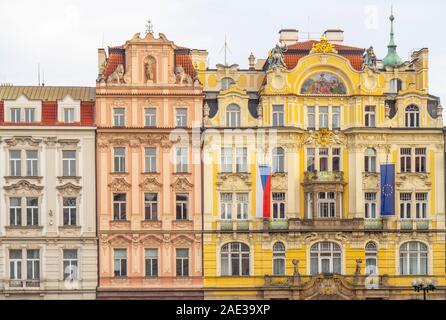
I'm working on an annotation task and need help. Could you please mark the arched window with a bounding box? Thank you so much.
[221,77,235,90]
[400,242,428,275]
[221,242,250,276]
[310,242,341,275]
[405,105,420,128]
[272,147,285,173]
[226,104,241,128]
[364,148,376,173]
[365,241,378,275]
[272,242,286,275]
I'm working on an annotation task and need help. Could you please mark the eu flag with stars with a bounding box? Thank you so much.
[380,164,395,216]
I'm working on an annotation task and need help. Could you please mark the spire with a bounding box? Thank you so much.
[383,6,403,68]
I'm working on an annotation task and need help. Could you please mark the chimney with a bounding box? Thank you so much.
[324,29,344,44]
[279,29,299,46]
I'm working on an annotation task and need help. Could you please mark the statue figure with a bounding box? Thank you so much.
[267,43,287,69]
[107,64,125,84]
[257,101,263,119]
[145,58,155,81]
[355,258,362,275]
[203,102,211,126]
[292,259,300,276]
[385,102,390,120]
[175,65,193,85]
[363,46,377,70]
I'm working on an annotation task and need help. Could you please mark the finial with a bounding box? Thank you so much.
[383,5,403,68]
[145,20,154,35]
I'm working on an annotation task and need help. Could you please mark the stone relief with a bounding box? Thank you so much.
[216,173,251,190]
[271,173,288,190]
[139,176,163,191]
[4,180,44,196]
[171,176,194,191]
[175,65,193,85]
[5,136,42,147]
[56,182,82,196]
[395,173,431,189]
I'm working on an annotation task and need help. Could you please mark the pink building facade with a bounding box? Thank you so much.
[95,32,204,299]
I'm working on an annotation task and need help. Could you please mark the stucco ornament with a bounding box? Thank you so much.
[310,35,338,54]
[267,43,287,70]
[107,64,125,84]
[145,56,156,82]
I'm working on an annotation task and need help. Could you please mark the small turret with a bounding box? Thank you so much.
[383,7,404,68]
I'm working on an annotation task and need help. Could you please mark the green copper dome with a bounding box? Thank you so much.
[383,8,404,67]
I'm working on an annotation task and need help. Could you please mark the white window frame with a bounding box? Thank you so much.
[144,108,157,127]
[63,249,79,281]
[175,147,188,173]
[272,147,285,173]
[307,106,315,129]
[272,105,284,127]
[399,192,412,219]
[144,193,158,221]
[144,147,157,173]
[365,192,377,219]
[63,197,77,226]
[62,150,77,177]
[175,193,189,220]
[58,95,81,123]
[400,242,428,275]
[310,242,342,275]
[226,104,241,128]
[113,108,126,127]
[365,105,376,127]
[145,248,158,277]
[415,193,428,219]
[176,108,188,127]
[4,95,42,123]
[332,106,341,129]
[113,248,127,277]
[113,147,126,173]
[272,192,286,220]
[272,242,286,276]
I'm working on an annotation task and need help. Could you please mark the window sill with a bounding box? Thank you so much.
[173,172,191,175]
[5,225,43,230]
[57,176,81,183]
[4,176,43,182]
[59,225,81,230]
[110,172,129,175]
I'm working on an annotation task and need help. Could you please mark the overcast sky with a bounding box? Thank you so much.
[1,0,445,105]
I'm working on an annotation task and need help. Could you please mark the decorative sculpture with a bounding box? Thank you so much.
[267,43,287,69]
[363,46,377,70]
[107,64,125,84]
[310,35,338,54]
[355,258,362,275]
[203,102,211,126]
[385,102,390,120]
[145,57,155,82]
[175,65,193,85]
[292,259,300,276]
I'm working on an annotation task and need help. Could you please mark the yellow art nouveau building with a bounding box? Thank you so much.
[199,16,446,299]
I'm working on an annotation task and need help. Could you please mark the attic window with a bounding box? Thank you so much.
[221,77,235,90]
[389,79,402,94]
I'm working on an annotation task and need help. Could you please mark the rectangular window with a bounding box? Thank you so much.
[176,248,189,277]
[235,148,247,173]
[144,108,156,127]
[272,105,284,127]
[307,106,315,129]
[176,147,188,173]
[113,108,125,127]
[26,150,38,176]
[25,108,35,122]
[400,193,412,219]
[332,106,340,129]
[113,193,127,221]
[26,249,40,281]
[307,148,315,172]
[221,147,233,173]
[332,148,341,171]
[113,249,127,277]
[220,193,232,220]
[365,192,377,219]
[236,193,248,220]
[63,197,77,226]
[113,147,126,173]
[400,148,412,173]
[64,108,75,123]
[144,193,158,221]
[10,197,22,226]
[10,150,21,176]
[272,192,286,220]
[319,106,328,129]
[62,150,76,176]
[144,147,157,173]
[176,194,189,220]
[318,192,336,218]
[176,108,187,127]
[145,249,158,277]
[9,250,22,281]
[63,250,78,281]
[415,193,428,219]
[11,108,21,123]
[415,148,426,173]
[319,148,329,172]
[365,106,376,127]
[26,197,39,226]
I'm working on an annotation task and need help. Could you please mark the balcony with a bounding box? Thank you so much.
[304,171,345,184]
[8,279,40,289]
[398,219,430,231]
[217,220,251,231]
[364,219,384,230]
[269,220,289,230]
[289,218,364,231]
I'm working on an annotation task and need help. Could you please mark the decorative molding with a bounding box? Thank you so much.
[108,177,131,192]
[139,176,163,191]
[4,136,42,147]
[216,173,251,190]
[4,180,44,195]
[170,176,194,191]
[56,182,82,196]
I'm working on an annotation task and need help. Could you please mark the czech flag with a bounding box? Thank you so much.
[256,165,272,219]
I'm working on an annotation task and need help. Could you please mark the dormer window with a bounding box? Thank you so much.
[390,78,402,94]
[57,96,81,124]
[226,104,241,128]
[221,77,235,90]
[4,95,42,123]
[11,108,21,123]
[405,105,420,128]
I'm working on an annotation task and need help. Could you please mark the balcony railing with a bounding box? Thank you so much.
[8,279,40,289]
[364,219,384,230]
[398,219,430,231]
[304,171,344,184]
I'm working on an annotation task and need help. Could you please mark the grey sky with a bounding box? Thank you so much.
[1,0,445,106]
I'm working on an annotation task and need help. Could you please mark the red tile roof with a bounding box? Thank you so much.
[175,51,195,78]
[104,48,125,79]
[280,40,365,71]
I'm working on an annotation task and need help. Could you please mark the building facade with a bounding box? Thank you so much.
[95,32,205,299]
[199,17,446,299]
[0,86,97,299]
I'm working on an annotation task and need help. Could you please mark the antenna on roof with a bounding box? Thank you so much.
[42,68,45,87]
[37,63,41,86]
[101,32,105,48]
[219,36,232,66]
[307,16,311,40]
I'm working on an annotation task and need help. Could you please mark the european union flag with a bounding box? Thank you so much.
[380,164,395,216]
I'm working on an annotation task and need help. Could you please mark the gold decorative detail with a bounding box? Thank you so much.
[310,35,338,54]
